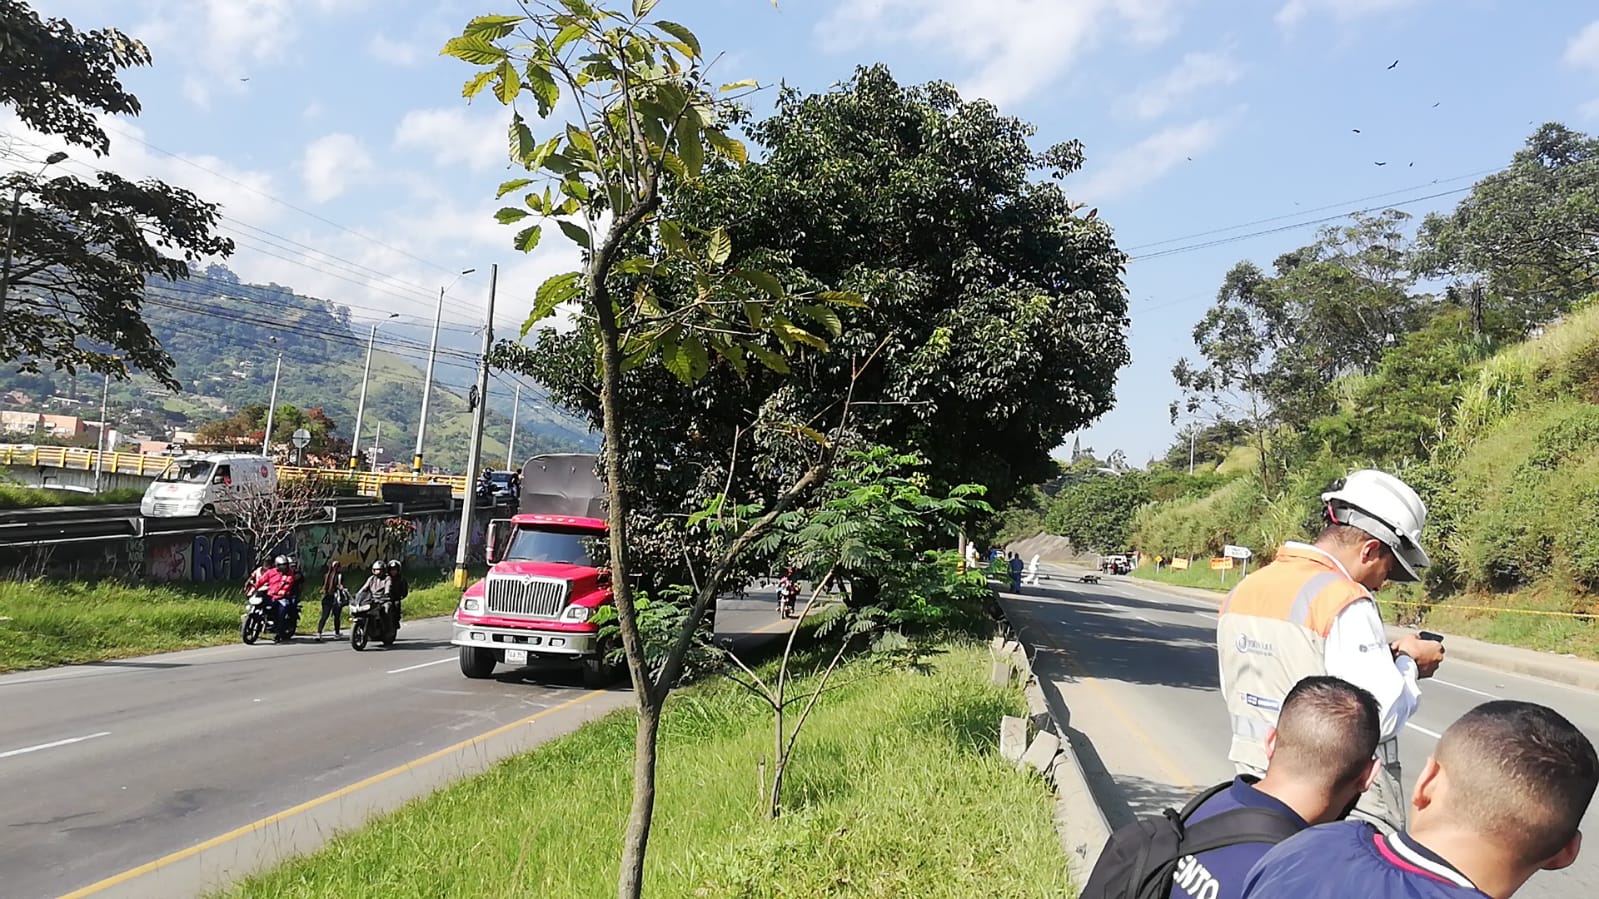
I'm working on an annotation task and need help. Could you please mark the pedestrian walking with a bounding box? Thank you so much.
[1008,552,1024,592]
[1023,553,1041,585]
[1216,470,1444,836]
[316,559,346,640]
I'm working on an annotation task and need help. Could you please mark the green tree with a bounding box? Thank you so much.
[1044,470,1150,553]
[443,5,851,896]
[1418,123,1599,335]
[0,0,234,387]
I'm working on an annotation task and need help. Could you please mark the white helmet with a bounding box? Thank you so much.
[274,555,290,566]
[1322,470,1429,583]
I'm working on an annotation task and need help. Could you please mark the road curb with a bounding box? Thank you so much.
[989,619,1112,884]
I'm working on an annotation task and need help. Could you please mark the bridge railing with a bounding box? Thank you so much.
[0,445,469,497]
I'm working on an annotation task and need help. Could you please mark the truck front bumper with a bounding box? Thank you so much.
[450,622,596,658]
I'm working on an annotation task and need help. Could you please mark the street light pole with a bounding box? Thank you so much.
[454,265,497,589]
[1189,426,1196,476]
[505,381,521,471]
[94,371,110,493]
[1,151,67,320]
[261,351,282,458]
[414,269,474,476]
[349,314,397,471]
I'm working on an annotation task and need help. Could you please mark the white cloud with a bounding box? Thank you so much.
[1565,20,1599,73]
[1124,50,1243,120]
[817,0,1182,108]
[1075,115,1233,201]
[393,108,509,172]
[368,33,425,66]
[1275,0,1420,28]
[299,133,374,203]
[1580,98,1599,121]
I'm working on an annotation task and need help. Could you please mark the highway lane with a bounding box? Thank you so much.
[1001,565,1599,899]
[0,596,786,899]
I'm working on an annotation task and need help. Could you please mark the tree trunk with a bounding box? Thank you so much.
[592,262,659,899]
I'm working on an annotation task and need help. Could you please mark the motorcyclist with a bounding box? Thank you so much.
[476,470,495,500]
[269,556,301,642]
[776,566,800,618]
[356,561,391,607]
[386,559,408,632]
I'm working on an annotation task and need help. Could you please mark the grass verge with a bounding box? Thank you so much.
[0,485,146,509]
[0,570,468,673]
[221,641,1070,898]
[1130,562,1231,593]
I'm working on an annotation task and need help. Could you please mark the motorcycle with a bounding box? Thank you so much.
[241,591,300,644]
[777,580,799,619]
[348,590,397,651]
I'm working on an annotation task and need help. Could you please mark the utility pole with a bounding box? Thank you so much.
[369,421,382,469]
[1188,426,1196,476]
[261,350,282,458]
[454,265,497,589]
[414,269,474,477]
[505,382,521,470]
[93,371,109,492]
[350,322,379,470]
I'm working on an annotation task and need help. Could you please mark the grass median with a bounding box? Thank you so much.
[0,571,467,673]
[221,641,1071,898]
[0,484,145,508]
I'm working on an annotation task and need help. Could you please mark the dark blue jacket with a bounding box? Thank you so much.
[1172,777,1308,899]
[1241,821,1488,899]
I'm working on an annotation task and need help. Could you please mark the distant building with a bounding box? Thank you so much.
[0,411,89,438]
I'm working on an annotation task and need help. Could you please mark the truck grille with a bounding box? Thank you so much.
[485,576,570,618]
[150,500,182,516]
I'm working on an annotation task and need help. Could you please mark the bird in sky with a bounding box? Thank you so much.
[1352,128,1362,133]
[1432,101,1441,108]
[1387,59,1399,69]
[1375,161,1388,166]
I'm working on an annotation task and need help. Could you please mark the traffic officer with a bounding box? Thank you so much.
[1216,469,1446,835]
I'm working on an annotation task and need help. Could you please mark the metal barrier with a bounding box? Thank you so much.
[0,444,469,497]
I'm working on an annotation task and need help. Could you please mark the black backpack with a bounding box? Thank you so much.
[1079,778,1305,899]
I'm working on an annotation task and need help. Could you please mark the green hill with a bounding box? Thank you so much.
[0,265,593,471]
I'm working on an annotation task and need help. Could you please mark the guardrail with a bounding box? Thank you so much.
[0,444,471,497]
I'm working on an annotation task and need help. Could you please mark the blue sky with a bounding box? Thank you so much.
[14,0,1599,463]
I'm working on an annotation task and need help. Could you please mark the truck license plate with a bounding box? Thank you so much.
[505,649,528,666]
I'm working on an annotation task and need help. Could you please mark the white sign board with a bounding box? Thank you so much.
[291,427,312,449]
[1223,544,1253,560]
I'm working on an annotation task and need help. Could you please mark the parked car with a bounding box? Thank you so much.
[140,453,277,518]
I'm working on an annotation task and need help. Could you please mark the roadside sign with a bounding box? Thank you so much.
[1223,544,1252,560]
[291,428,312,449]
[1171,557,1190,570]
[1210,557,1234,570]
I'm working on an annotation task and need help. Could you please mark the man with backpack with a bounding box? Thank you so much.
[1081,675,1381,899]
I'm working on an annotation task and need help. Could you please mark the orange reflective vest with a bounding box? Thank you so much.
[1216,543,1371,771]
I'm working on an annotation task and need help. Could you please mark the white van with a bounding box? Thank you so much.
[140,453,278,518]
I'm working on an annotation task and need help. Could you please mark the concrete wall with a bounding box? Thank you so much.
[1,463,156,494]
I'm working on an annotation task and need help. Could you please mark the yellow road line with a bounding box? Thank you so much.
[1067,656,1197,790]
[59,690,607,898]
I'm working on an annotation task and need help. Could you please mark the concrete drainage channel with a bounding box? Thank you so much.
[990,627,1112,886]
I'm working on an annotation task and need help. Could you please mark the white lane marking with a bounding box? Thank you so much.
[387,656,456,675]
[1405,722,1443,740]
[0,731,111,759]
[1431,678,1496,698]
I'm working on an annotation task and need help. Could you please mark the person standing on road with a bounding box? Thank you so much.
[1217,470,1446,836]
[1240,700,1597,899]
[316,560,345,641]
[1008,552,1024,592]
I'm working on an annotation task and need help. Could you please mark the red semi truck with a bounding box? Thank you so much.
[452,453,619,686]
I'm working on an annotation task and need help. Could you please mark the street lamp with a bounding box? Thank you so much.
[413,268,474,476]
[1,150,68,317]
[262,336,282,458]
[349,312,400,470]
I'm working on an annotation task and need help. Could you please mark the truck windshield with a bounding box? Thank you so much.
[157,460,214,484]
[504,527,595,566]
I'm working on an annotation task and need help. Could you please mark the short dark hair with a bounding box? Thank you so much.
[1437,701,1599,862]
[1271,676,1381,789]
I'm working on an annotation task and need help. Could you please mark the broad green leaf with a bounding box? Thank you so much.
[522,271,583,336]
[565,124,596,160]
[513,224,543,252]
[708,227,732,266]
[737,269,782,298]
[554,197,581,217]
[632,0,660,17]
[775,317,828,351]
[799,303,843,338]
[493,60,520,104]
[560,176,591,201]
[496,177,534,199]
[653,21,701,58]
[543,153,577,175]
[682,334,710,381]
[552,23,586,53]
[495,206,530,224]
[615,256,655,276]
[744,341,790,374]
[509,114,535,165]
[713,335,748,379]
[525,192,547,214]
[526,64,560,116]
[659,221,690,255]
[558,219,593,249]
[676,120,704,178]
[660,152,688,182]
[559,0,596,16]
[462,70,496,100]
[797,426,831,446]
[742,302,765,329]
[718,79,758,93]
[704,129,748,164]
[441,35,507,65]
[463,14,524,39]
[818,289,868,308]
[661,334,693,383]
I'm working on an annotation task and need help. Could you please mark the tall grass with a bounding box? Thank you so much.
[221,643,1070,898]
[0,485,146,509]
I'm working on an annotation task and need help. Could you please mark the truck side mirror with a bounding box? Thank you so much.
[485,519,510,564]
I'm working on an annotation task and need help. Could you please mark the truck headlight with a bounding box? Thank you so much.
[562,605,591,622]
[463,598,480,611]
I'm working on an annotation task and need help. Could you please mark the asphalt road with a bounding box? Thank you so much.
[1001,565,1599,899]
[0,595,789,899]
